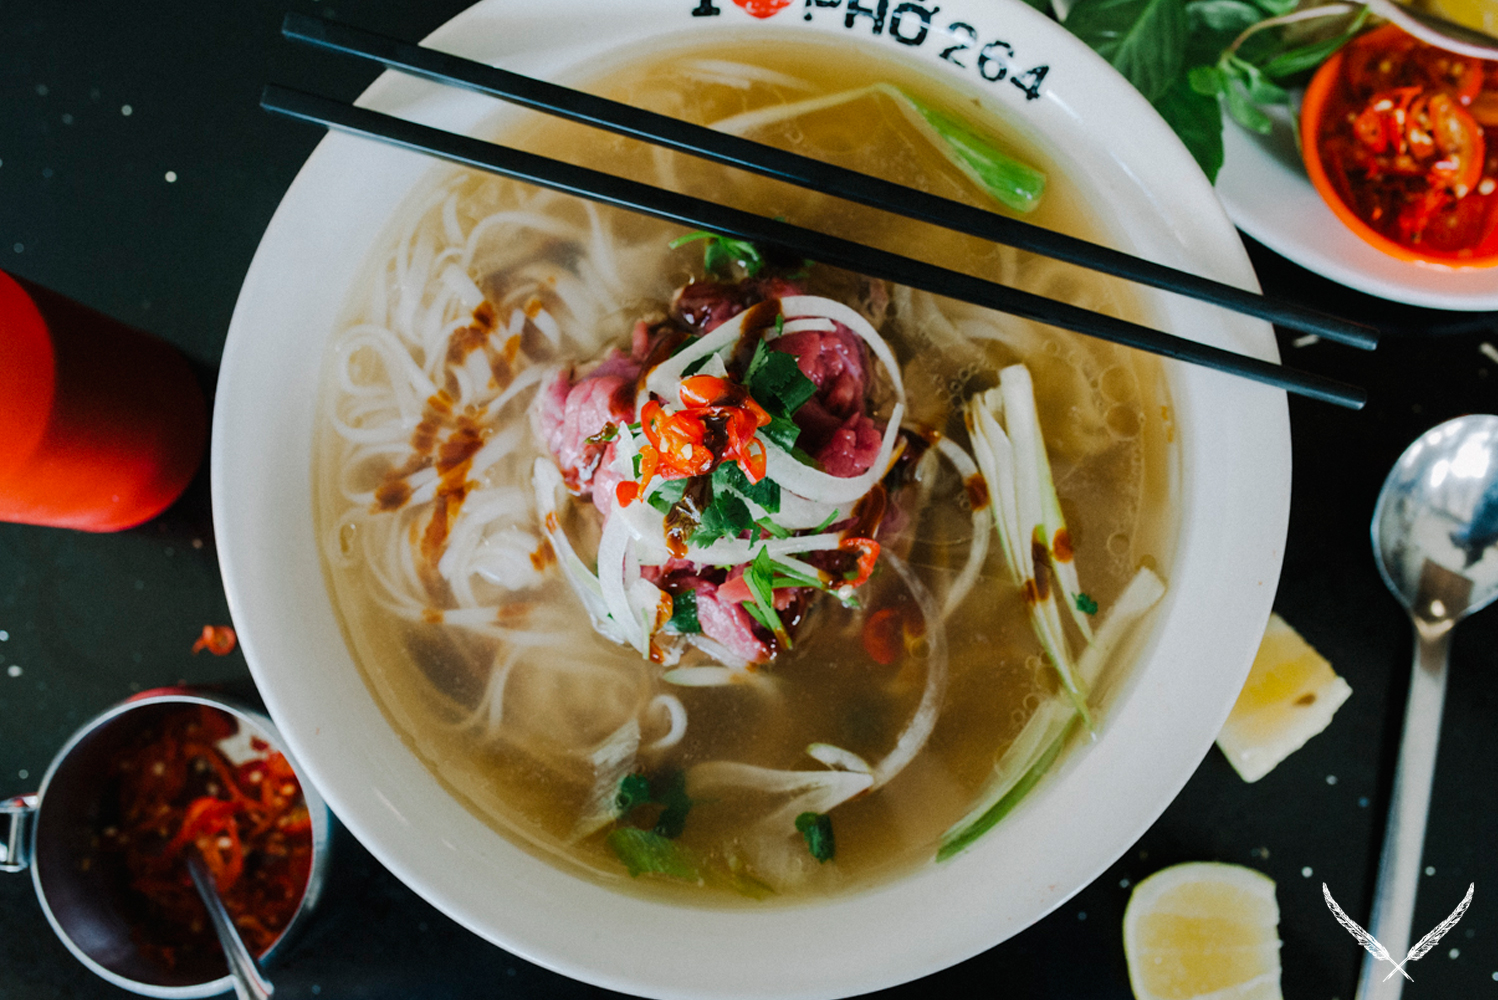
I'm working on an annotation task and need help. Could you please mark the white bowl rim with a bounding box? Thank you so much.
[213,2,1291,997]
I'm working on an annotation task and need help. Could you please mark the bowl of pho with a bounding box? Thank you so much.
[213,0,1290,996]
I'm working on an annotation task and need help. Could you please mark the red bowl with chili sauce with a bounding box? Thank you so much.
[1301,23,1498,267]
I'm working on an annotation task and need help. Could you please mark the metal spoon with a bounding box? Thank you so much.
[186,852,275,1000]
[1360,414,1498,1000]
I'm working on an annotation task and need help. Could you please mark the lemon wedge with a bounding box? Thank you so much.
[1215,613,1351,783]
[1123,862,1283,1000]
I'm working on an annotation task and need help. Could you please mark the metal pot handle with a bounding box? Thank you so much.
[0,794,38,872]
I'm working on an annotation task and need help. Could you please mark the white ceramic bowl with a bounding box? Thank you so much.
[213,1,1290,997]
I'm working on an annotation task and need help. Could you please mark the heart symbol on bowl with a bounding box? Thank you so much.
[733,0,792,18]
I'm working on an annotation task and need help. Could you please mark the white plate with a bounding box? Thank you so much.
[1217,108,1498,311]
[213,1,1290,997]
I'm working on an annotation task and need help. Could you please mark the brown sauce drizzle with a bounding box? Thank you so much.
[529,538,556,571]
[727,298,782,378]
[964,474,990,513]
[1052,527,1073,563]
[1023,539,1053,605]
[663,476,712,559]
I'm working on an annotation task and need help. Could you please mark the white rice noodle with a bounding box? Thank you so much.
[572,716,642,841]
[687,761,873,801]
[868,553,948,789]
[933,436,990,618]
[763,401,904,505]
[440,193,464,248]
[475,363,550,424]
[642,694,688,753]
[456,647,521,739]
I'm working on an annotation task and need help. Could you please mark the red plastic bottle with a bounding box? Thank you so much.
[0,270,207,531]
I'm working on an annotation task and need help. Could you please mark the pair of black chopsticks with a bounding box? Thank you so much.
[264,12,1373,409]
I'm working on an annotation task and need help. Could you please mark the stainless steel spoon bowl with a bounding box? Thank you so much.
[1360,414,1498,1000]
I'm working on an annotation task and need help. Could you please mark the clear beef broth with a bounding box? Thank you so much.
[315,35,1174,903]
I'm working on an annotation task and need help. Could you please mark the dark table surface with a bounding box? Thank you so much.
[4,3,1498,998]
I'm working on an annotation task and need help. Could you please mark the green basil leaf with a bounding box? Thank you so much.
[1066,0,1188,104]
[1258,9,1368,79]
[1187,64,1225,97]
[1228,55,1287,104]
[1185,0,1261,33]
[1222,74,1274,133]
[1152,77,1226,181]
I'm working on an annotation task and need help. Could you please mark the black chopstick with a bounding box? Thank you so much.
[260,84,1365,410]
[279,12,1378,353]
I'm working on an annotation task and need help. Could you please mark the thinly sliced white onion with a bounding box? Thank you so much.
[572,717,641,841]
[778,317,835,336]
[934,436,991,618]
[638,309,752,407]
[763,401,904,505]
[687,762,874,799]
[688,530,844,567]
[532,459,624,643]
[806,743,872,774]
[780,295,905,400]
[869,553,948,789]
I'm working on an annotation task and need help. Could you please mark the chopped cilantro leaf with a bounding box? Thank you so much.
[607,828,701,880]
[746,340,817,418]
[665,589,702,634]
[646,476,689,514]
[692,490,754,547]
[681,353,714,378]
[761,413,801,452]
[616,773,652,814]
[632,453,642,478]
[669,231,765,278]
[795,811,835,863]
[1075,592,1099,615]
[713,461,780,514]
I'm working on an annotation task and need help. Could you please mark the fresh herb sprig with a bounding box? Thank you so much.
[1062,0,1368,180]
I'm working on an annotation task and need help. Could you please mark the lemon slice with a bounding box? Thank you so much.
[1215,613,1352,783]
[1123,862,1283,1000]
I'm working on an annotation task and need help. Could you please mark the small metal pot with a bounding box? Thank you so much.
[1,688,332,997]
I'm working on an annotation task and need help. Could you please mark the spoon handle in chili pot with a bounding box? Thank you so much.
[187,853,275,1000]
[1355,625,1452,999]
